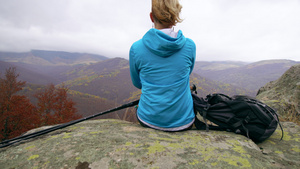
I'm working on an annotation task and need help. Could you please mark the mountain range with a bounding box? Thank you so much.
[0,50,299,122]
[193,59,299,93]
[0,50,107,66]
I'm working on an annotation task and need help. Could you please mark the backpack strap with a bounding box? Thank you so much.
[192,93,229,132]
[193,114,207,130]
[247,99,284,141]
[192,93,219,131]
[191,93,209,131]
[230,97,284,141]
[268,107,284,141]
[278,121,284,140]
[199,105,210,132]
[194,113,225,131]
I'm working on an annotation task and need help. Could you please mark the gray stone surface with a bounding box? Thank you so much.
[0,119,299,169]
[257,64,300,117]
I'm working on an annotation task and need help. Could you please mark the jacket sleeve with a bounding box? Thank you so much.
[189,40,196,74]
[129,45,142,89]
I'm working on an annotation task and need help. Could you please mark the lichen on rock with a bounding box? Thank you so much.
[257,64,300,120]
[0,119,299,169]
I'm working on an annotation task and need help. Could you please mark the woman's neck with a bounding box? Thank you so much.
[154,22,172,30]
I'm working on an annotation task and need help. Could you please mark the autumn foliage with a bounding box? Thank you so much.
[35,84,81,126]
[0,67,81,141]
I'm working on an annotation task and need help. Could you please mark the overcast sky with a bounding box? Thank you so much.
[0,0,299,62]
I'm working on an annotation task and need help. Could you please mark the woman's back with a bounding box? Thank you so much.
[129,0,196,131]
[130,28,196,130]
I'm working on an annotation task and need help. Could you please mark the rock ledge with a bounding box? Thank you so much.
[0,119,299,169]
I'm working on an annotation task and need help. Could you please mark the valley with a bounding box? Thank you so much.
[1,50,299,123]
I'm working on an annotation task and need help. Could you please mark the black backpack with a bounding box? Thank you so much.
[192,92,283,143]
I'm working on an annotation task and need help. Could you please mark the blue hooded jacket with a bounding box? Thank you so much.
[129,28,196,129]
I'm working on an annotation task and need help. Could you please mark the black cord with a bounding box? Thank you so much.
[0,99,139,148]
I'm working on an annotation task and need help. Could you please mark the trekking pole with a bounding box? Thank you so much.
[0,99,139,148]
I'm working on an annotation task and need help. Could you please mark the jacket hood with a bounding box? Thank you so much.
[142,29,186,57]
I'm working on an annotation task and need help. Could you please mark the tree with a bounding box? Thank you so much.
[0,67,82,141]
[0,67,40,140]
[35,84,82,125]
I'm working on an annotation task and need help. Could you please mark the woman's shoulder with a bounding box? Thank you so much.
[131,29,153,47]
[184,38,196,50]
[132,38,143,46]
[185,37,195,45]
[130,38,144,52]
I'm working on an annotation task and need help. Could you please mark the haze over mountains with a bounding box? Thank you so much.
[193,59,299,92]
[0,50,299,121]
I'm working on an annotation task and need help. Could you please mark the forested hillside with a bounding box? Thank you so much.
[1,50,298,123]
[0,68,82,140]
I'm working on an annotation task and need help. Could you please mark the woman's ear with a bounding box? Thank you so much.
[150,12,154,22]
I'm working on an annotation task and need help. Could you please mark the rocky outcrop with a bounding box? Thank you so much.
[0,119,299,169]
[257,64,300,118]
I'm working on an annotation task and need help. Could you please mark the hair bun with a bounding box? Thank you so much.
[152,0,183,27]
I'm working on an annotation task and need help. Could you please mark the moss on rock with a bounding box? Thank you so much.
[0,119,299,169]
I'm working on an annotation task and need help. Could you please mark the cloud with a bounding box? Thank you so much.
[0,0,299,62]
[178,0,300,61]
[0,0,150,57]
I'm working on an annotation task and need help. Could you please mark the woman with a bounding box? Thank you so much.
[129,0,196,131]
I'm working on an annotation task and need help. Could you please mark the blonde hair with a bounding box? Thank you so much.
[152,0,183,27]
